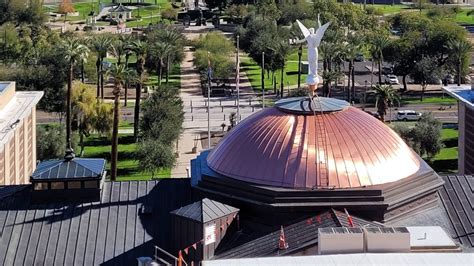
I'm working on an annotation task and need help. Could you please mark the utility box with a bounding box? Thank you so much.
[364,227,410,253]
[300,61,309,74]
[318,227,364,255]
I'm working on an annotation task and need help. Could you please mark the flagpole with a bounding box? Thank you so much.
[262,52,265,109]
[207,52,211,149]
[236,35,240,124]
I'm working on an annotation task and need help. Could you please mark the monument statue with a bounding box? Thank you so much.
[295,17,330,92]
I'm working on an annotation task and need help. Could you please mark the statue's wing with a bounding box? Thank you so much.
[296,20,310,39]
[313,22,331,46]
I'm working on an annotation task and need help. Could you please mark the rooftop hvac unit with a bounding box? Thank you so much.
[318,227,364,255]
[364,227,410,253]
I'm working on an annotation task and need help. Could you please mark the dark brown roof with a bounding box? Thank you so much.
[439,175,474,247]
[170,198,239,223]
[0,179,194,265]
[214,209,381,259]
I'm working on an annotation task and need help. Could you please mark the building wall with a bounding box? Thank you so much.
[463,104,474,174]
[0,110,36,185]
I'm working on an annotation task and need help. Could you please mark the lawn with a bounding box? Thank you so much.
[242,55,306,93]
[431,127,458,173]
[401,95,457,105]
[82,133,171,181]
[372,4,410,15]
[454,9,474,25]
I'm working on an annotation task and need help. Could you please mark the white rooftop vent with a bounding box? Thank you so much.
[365,227,410,253]
[318,227,364,255]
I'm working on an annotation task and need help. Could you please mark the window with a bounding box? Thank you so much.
[51,182,65,190]
[84,181,98,189]
[68,181,81,189]
[34,182,48,190]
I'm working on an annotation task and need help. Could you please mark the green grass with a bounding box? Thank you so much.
[373,4,410,15]
[83,133,170,181]
[431,128,458,173]
[454,9,474,25]
[401,96,457,105]
[242,55,305,93]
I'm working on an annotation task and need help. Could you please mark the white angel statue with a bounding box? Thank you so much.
[295,16,330,86]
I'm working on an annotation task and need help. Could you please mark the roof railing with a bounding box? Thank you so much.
[154,245,187,266]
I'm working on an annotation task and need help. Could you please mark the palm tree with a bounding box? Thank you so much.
[121,35,134,106]
[106,64,132,180]
[322,70,343,97]
[447,39,471,86]
[151,42,173,85]
[374,84,400,123]
[91,35,112,99]
[371,34,391,85]
[61,38,90,157]
[131,40,149,142]
[110,39,126,65]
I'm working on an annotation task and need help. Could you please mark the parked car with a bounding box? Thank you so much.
[354,53,365,62]
[397,110,422,121]
[384,74,399,85]
[382,66,393,74]
[445,74,455,84]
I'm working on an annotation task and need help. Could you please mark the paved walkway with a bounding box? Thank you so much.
[171,44,262,178]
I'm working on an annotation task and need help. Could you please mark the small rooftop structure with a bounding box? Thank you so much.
[30,157,106,201]
[171,198,239,223]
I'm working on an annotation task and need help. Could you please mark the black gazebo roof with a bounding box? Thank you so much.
[31,158,106,180]
[110,4,132,13]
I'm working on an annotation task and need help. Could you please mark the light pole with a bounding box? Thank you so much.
[262,52,265,108]
[236,35,240,124]
[297,44,302,90]
[364,80,368,109]
[207,52,211,149]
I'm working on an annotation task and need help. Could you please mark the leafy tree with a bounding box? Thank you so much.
[36,124,66,161]
[393,113,443,160]
[72,81,113,156]
[139,85,184,145]
[374,84,400,122]
[58,0,75,22]
[135,140,175,178]
[446,39,471,86]
[61,38,89,156]
[206,0,231,11]
[107,64,133,180]
[412,56,441,101]
[258,0,281,22]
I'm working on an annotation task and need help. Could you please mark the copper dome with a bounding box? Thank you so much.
[207,100,422,190]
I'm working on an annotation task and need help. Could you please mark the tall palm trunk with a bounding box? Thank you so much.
[158,59,163,86]
[402,75,407,91]
[124,54,130,106]
[166,56,170,84]
[81,60,85,83]
[100,55,105,99]
[457,60,462,86]
[134,61,144,142]
[347,61,352,102]
[377,58,382,84]
[96,58,101,98]
[280,66,284,97]
[351,62,355,101]
[66,63,73,151]
[111,85,121,181]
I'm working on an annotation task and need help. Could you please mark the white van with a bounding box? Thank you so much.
[397,110,422,121]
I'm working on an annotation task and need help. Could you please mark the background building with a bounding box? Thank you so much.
[442,86,474,174]
[0,82,43,185]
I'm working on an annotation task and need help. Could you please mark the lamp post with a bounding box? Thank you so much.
[297,44,302,90]
[207,52,211,149]
[364,80,368,109]
[262,52,265,108]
